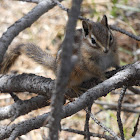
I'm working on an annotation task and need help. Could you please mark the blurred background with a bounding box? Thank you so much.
[0,0,140,139]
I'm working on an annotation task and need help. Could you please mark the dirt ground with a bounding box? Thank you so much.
[0,0,140,139]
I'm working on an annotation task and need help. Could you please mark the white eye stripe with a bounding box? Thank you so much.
[87,37,96,47]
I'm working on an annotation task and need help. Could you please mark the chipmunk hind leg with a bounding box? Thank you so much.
[0,44,24,74]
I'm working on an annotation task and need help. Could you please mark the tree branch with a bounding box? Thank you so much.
[17,0,39,3]
[0,73,54,97]
[0,0,63,64]
[61,127,116,140]
[0,112,49,140]
[95,100,140,109]
[0,95,49,121]
[52,0,140,41]
[86,110,120,140]
[62,61,140,118]
[117,86,127,140]
[110,25,140,41]
[49,0,83,139]
[0,61,139,139]
[0,62,139,124]
[0,62,139,100]
[132,114,140,137]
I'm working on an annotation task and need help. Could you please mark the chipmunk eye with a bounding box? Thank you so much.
[110,34,113,43]
[91,37,96,45]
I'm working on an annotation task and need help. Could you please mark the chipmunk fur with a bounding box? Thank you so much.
[0,15,119,88]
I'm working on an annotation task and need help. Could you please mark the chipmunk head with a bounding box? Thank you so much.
[82,15,114,53]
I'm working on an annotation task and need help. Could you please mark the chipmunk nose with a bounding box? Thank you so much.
[104,49,109,53]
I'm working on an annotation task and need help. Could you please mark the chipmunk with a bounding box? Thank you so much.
[0,15,119,90]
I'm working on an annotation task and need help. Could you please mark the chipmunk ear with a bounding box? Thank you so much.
[101,15,108,28]
[82,20,92,37]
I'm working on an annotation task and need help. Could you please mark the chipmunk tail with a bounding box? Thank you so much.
[0,43,56,74]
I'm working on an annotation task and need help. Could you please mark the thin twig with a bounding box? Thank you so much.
[117,86,127,140]
[9,92,20,102]
[95,100,140,109]
[52,0,92,22]
[84,104,92,140]
[128,87,140,95]
[52,0,69,12]
[132,114,140,136]
[104,108,140,114]
[53,0,140,41]
[16,0,39,3]
[85,109,121,140]
[61,127,116,140]
[110,25,140,41]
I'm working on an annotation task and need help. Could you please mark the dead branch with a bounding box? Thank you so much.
[61,127,116,140]
[0,112,50,140]
[0,73,54,97]
[86,110,120,140]
[117,86,127,140]
[62,61,140,118]
[0,61,139,139]
[128,87,140,95]
[53,0,140,41]
[0,0,63,64]
[132,114,140,137]
[48,0,83,139]
[0,62,139,98]
[0,111,116,140]
[17,0,39,3]
[110,25,140,41]
[84,104,92,140]
[0,95,49,121]
[95,100,140,109]
[0,62,139,121]
[104,108,140,114]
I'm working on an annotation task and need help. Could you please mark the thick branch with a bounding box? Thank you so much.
[0,95,49,121]
[0,62,139,122]
[0,62,139,139]
[0,111,115,140]
[49,0,83,139]
[0,63,139,98]
[0,73,54,97]
[0,113,49,140]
